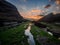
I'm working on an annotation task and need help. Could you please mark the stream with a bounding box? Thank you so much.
[25,24,35,45]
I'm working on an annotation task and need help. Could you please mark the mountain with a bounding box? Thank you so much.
[34,13,60,37]
[38,13,60,23]
[53,13,60,22]
[0,0,24,27]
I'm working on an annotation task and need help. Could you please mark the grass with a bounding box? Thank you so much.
[0,22,29,45]
[40,22,60,29]
[31,25,60,45]
[0,22,60,45]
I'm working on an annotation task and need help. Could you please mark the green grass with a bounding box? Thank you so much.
[0,23,29,45]
[31,25,60,45]
[0,22,60,45]
[40,22,60,29]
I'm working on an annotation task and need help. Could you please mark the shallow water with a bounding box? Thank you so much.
[25,25,35,45]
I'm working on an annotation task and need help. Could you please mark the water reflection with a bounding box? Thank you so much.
[25,23,35,45]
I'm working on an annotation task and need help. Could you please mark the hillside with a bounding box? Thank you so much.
[0,22,60,45]
[0,0,24,27]
[38,13,60,23]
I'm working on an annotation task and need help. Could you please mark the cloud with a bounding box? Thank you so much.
[20,9,44,21]
[52,6,60,14]
[19,0,27,2]
[21,14,43,21]
[49,0,60,5]
[18,5,28,12]
[27,9,44,15]
[56,6,60,10]
[55,0,60,5]
[53,11,57,14]
[31,9,42,13]
[20,9,44,16]
[23,0,27,2]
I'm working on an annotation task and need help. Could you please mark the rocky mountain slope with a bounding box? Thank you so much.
[38,13,60,23]
[0,0,24,27]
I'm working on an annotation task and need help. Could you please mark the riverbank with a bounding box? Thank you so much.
[31,25,60,45]
[0,22,29,45]
[0,22,60,45]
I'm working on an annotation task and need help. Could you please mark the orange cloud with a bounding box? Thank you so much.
[55,0,60,5]
[23,15,43,21]
[27,9,44,16]
[20,9,44,21]
[20,9,44,16]
[49,0,60,5]
[31,9,42,13]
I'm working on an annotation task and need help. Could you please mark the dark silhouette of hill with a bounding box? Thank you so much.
[34,13,60,37]
[34,13,60,28]
[0,0,24,27]
[38,13,60,23]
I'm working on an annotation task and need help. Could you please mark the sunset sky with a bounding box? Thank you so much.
[6,0,60,20]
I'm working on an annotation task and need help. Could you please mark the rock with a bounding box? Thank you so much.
[36,35,60,45]
[0,0,24,27]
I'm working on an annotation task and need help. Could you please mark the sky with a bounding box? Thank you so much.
[6,0,60,16]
